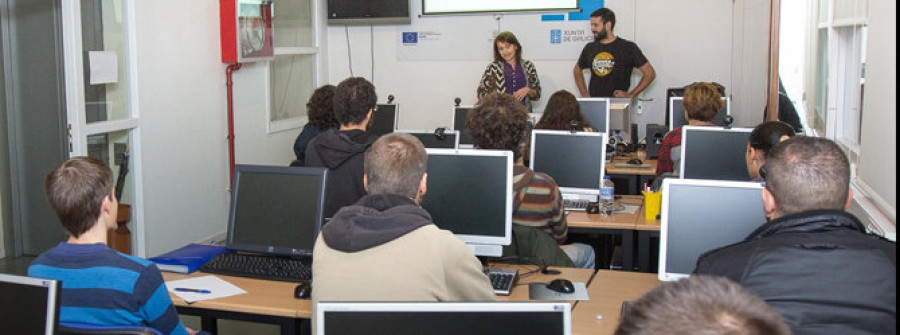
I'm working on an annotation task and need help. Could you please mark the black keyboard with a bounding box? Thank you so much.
[199,253,312,283]
[484,267,518,296]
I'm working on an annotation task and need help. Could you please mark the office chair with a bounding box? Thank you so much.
[58,322,163,335]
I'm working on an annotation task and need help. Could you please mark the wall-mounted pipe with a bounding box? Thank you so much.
[225,63,243,185]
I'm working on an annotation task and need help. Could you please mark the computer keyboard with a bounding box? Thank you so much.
[563,198,589,211]
[199,252,312,283]
[484,267,518,296]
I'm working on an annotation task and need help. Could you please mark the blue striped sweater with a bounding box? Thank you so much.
[28,243,188,335]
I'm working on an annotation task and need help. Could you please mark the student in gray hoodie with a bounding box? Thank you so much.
[312,133,496,307]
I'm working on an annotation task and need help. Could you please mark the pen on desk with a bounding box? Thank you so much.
[175,288,211,294]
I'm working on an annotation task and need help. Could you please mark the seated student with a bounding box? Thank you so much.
[292,84,337,166]
[313,133,495,302]
[28,157,195,335]
[745,120,795,182]
[656,82,725,177]
[535,90,595,132]
[616,275,791,335]
[305,77,380,219]
[694,137,896,335]
[467,93,596,269]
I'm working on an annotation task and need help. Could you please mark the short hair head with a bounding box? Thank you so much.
[616,275,791,335]
[590,8,616,30]
[536,90,592,131]
[364,133,427,199]
[749,121,796,157]
[467,93,529,161]
[765,136,850,215]
[306,85,338,129]
[44,156,114,238]
[493,31,523,63]
[334,77,377,126]
[684,82,725,122]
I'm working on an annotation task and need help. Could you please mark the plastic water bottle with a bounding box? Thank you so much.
[600,176,615,216]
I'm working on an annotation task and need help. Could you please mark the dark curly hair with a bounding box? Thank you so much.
[306,85,338,129]
[334,77,377,126]
[535,90,592,131]
[467,93,529,161]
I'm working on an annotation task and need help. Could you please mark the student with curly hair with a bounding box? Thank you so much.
[293,85,338,165]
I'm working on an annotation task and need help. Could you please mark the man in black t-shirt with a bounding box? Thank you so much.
[573,8,656,98]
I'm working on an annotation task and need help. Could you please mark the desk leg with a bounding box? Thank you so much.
[201,317,217,334]
[621,230,634,271]
[281,319,306,335]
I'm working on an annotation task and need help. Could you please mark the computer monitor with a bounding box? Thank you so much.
[679,126,753,181]
[0,273,60,335]
[316,302,572,335]
[420,149,513,257]
[529,130,607,196]
[369,104,399,137]
[227,165,327,257]
[658,179,765,281]
[451,106,475,147]
[576,98,610,133]
[668,96,732,131]
[394,129,459,149]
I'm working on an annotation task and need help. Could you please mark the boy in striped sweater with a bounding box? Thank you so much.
[28,157,195,335]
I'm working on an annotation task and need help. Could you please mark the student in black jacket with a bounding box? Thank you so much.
[305,77,379,220]
[694,136,896,335]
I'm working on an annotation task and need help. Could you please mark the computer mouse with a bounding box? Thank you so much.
[294,282,312,299]
[627,158,643,165]
[546,279,575,294]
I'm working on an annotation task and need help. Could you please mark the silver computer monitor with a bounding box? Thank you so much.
[679,126,753,181]
[0,273,60,335]
[370,103,399,137]
[316,302,572,335]
[658,179,765,281]
[227,165,327,257]
[394,129,459,149]
[576,98,610,133]
[668,96,731,131]
[530,130,607,196]
[420,149,513,257]
[451,105,475,147]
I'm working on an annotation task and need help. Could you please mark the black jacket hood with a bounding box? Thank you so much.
[322,193,433,252]
[747,209,868,240]
[310,129,377,170]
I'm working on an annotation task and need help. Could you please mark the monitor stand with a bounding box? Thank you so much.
[467,243,503,257]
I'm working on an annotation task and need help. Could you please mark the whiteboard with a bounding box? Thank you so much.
[423,0,579,14]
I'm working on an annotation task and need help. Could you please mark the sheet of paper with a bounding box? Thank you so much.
[165,275,247,303]
[88,51,118,85]
[616,204,640,215]
[528,282,590,301]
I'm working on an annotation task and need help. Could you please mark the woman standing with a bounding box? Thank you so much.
[477,31,542,111]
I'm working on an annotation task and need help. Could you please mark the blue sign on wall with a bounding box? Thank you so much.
[541,0,604,22]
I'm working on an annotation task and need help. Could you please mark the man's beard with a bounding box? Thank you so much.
[595,28,608,41]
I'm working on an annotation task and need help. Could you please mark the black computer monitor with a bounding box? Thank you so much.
[0,274,60,335]
[668,96,731,131]
[395,129,459,149]
[316,302,572,335]
[451,106,475,147]
[576,98,609,133]
[679,126,753,181]
[227,165,327,257]
[529,130,607,196]
[420,149,513,257]
[658,179,765,281]
[369,104,398,137]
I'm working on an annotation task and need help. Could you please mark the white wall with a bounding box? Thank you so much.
[326,0,770,134]
[132,0,295,257]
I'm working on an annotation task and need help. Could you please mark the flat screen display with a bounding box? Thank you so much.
[668,97,731,131]
[576,98,609,133]
[530,130,606,195]
[369,104,398,137]
[452,107,475,146]
[680,127,752,181]
[0,274,59,335]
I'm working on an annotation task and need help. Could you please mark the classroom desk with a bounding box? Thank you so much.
[494,265,596,304]
[571,270,661,335]
[163,272,309,335]
[606,152,657,195]
[567,196,644,271]
[634,206,662,273]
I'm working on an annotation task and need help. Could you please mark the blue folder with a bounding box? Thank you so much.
[149,243,226,274]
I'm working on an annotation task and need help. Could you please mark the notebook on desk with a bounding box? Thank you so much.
[199,165,327,283]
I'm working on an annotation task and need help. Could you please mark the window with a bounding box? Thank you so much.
[267,0,320,133]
